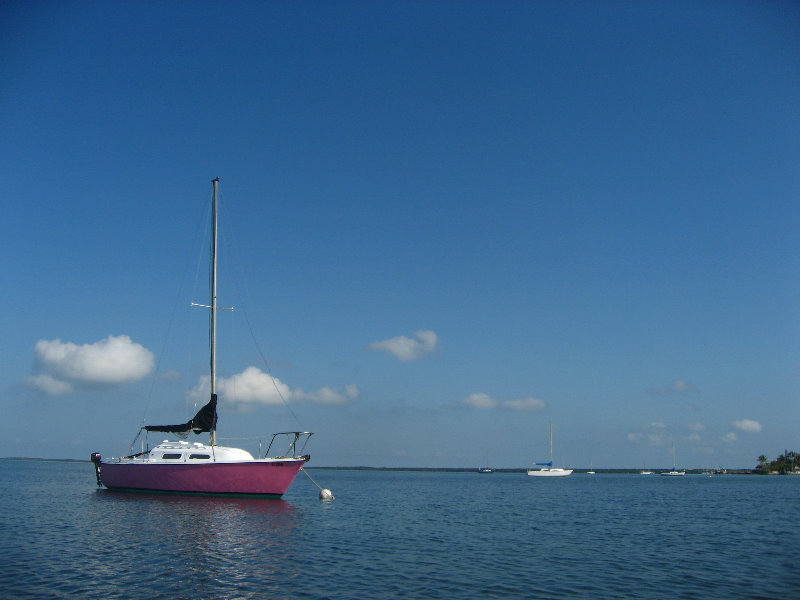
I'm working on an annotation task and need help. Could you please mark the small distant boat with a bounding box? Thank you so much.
[527,422,572,477]
[91,178,312,498]
[660,445,685,477]
[660,470,686,477]
[478,450,493,473]
[640,462,653,475]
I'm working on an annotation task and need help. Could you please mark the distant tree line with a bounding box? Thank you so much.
[756,451,799,474]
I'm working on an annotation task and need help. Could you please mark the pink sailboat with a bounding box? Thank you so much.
[91,178,311,497]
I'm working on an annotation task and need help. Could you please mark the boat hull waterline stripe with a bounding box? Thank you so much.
[102,487,285,499]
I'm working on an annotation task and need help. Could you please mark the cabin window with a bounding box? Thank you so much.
[189,454,210,459]
[162,453,182,460]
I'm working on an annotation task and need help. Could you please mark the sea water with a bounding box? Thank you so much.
[1,460,798,599]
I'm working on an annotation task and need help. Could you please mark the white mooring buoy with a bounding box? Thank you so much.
[301,467,334,501]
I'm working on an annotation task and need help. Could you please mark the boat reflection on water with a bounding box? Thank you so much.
[91,487,304,592]
[96,487,298,516]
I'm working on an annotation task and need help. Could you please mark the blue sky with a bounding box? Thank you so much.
[2,1,798,469]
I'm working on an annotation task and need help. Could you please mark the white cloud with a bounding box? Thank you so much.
[461,393,546,411]
[29,335,155,394]
[687,422,705,432]
[369,330,438,361]
[191,366,358,409]
[462,393,497,409]
[732,419,762,433]
[217,366,292,405]
[722,432,738,443]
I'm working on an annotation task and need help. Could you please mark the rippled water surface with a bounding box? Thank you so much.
[2,461,798,599]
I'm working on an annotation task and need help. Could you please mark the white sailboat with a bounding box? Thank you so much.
[660,444,685,476]
[478,450,493,473]
[527,421,572,477]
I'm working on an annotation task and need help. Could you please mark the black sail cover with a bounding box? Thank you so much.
[145,394,218,434]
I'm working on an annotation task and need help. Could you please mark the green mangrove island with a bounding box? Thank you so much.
[756,450,799,474]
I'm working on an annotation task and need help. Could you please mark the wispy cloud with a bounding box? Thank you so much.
[461,393,546,411]
[627,422,668,446]
[158,370,182,384]
[189,366,358,409]
[719,420,761,443]
[503,397,547,411]
[294,384,360,405]
[369,330,438,361]
[27,335,155,394]
[650,379,695,395]
[686,423,704,441]
[26,373,73,396]
[732,419,762,433]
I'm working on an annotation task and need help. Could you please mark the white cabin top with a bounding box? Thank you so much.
[105,431,313,465]
[151,440,254,462]
[109,440,258,463]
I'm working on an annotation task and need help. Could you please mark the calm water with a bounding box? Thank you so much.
[1,461,798,599]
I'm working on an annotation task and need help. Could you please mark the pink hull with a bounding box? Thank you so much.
[100,460,305,497]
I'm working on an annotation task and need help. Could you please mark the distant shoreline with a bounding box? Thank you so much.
[1,457,757,474]
[307,466,758,475]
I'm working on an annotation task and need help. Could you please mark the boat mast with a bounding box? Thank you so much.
[549,421,553,464]
[210,177,219,446]
[672,443,676,471]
